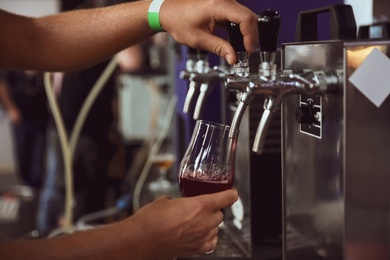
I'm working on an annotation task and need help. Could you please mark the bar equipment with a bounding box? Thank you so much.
[182,47,200,115]
[180,49,228,120]
[226,4,390,259]
[226,9,282,154]
[282,6,390,259]
[223,10,285,258]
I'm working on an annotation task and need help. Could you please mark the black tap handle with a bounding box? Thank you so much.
[187,47,198,56]
[258,9,281,52]
[226,22,246,52]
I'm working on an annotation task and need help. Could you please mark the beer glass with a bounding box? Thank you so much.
[179,120,239,197]
[148,152,176,191]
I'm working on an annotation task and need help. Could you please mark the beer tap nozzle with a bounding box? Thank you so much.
[193,82,209,120]
[181,47,202,114]
[192,50,210,119]
[228,90,253,138]
[183,80,197,114]
[253,98,274,154]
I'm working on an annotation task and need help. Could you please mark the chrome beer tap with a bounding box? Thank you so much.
[225,19,254,138]
[181,47,199,114]
[180,48,227,119]
[225,10,281,138]
[226,10,342,154]
[193,50,210,120]
[253,9,281,154]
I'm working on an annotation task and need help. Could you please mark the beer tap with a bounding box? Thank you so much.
[225,10,282,143]
[180,48,227,119]
[193,50,210,120]
[225,10,342,154]
[181,47,199,114]
[253,9,281,154]
[225,19,254,138]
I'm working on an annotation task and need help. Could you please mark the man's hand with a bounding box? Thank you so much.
[160,0,258,65]
[127,188,239,259]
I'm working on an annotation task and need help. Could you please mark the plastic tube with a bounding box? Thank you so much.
[44,55,119,234]
[44,73,74,233]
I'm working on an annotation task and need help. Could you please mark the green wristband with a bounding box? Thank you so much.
[148,0,165,32]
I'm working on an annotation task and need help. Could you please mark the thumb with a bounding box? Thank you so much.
[198,188,238,211]
[194,31,237,65]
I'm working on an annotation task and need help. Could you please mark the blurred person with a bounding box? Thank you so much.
[0,0,257,258]
[0,71,49,189]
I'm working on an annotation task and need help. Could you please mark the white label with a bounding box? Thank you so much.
[349,48,390,107]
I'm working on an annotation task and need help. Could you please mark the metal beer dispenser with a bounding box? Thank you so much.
[225,4,390,260]
[282,5,390,259]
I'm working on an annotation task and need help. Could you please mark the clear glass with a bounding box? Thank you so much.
[178,120,239,197]
[148,152,176,192]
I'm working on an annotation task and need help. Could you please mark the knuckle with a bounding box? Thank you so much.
[213,43,224,57]
[208,0,222,7]
[215,210,224,223]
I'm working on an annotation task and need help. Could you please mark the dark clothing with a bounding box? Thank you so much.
[11,123,47,189]
[0,71,49,189]
[0,71,49,129]
[60,62,115,144]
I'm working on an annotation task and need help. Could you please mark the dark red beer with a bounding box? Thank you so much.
[179,166,233,197]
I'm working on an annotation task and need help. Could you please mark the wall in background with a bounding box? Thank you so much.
[345,0,374,27]
[0,0,59,174]
[0,0,59,16]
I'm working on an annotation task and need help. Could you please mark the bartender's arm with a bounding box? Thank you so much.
[0,189,238,260]
[0,0,258,72]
